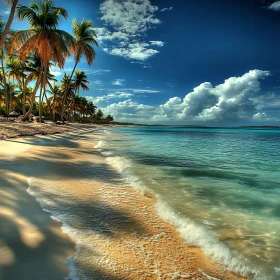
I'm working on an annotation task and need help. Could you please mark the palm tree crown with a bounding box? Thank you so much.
[10,0,74,68]
[72,18,98,66]
[73,70,89,93]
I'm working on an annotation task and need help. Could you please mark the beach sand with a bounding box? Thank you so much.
[0,134,76,280]
[0,125,248,280]
[0,122,79,139]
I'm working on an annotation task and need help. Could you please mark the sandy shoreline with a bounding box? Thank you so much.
[0,134,76,279]
[0,122,92,139]
[0,124,248,279]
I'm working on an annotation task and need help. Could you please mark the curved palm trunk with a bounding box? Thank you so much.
[0,0,19,51]
[23,66,43,121]
[22,77,26,115]
[39,65,47,122]
[9,89,13,114]
[60,60,78,121]
[47,80,56,122]
[60,92,66,122]
[69,88,78,122]
[43,88,51,119]
[38,84,43,122]
[69,60,79,86]
[0,51,9,115]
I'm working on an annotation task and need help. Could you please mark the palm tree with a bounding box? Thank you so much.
[5,54,30,114]
[6,55,22,83]
[60,18,98,121]
[0,0,19,51]
[60,73,74,121]
[73,70,89,94]
[0,19,9,115]
[105,114,114,124]
[0,81,17,114]
[79,96,88,120]
[48,82,61,121]
[96,109,103,124]
[87,101,96,123]
[70,18,98,79]
[10,0,74,120]
[71,94,82,122]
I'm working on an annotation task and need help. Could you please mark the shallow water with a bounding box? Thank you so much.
[97,126,280,279]
[25,129,242,280]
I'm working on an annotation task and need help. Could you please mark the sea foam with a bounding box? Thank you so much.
[95,139,147,194]
[155,200,256,276]
[94,137,262,279]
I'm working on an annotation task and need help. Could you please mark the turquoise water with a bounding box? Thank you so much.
[98,126,280,279]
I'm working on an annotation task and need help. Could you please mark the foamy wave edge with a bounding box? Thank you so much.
[95,138,265,279]
[27,178,89,280]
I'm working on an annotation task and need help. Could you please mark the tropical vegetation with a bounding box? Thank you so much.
[0,0,113,124]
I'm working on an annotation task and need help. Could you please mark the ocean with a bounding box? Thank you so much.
[96,126,280,279]
[25,126,280,279]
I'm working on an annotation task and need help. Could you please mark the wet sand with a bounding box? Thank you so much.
[0,127,248,279]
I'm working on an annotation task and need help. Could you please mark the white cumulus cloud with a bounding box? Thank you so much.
[150,41,165,47]
[100,0,160,34]
[111,79,125,86]
[86,70,276,124]
[105,43,159,61]
[50,66,62,76]
[101,99,155,121]
[86,92,133,107]
[252,112,279,122]
[155,70,271,122]
[268,1,280,11]
[97,0,164,61]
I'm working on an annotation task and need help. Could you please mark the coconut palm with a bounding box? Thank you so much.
[86,101,96,123]
[0,19,9,115]
[73,70,89,94]
[6,55,24,84]
[24,54,52,120]
[105,114,114,124]
[70,94,82,121]
[48,82,61,121]
[0,81,17,114]
[9,0,74,120]
[95,109,103,124]
[0,0,19,51]
[60,18,98,121]
[79,96,88,119]
[5,54,31,114]
[60,73,75,120]
[70,18,98,78]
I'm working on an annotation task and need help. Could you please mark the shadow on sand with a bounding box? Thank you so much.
[0,132,134,280]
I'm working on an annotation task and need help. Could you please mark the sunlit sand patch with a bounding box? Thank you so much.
[0,139,32,156]
[3,172,28,187]
[0,241,15,265]
[0,207,45,248]
[28,177,247,279]
[0,189,18,201]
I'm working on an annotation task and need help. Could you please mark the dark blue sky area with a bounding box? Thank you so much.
[1,0,280,125]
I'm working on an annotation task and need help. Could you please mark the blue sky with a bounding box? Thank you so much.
[1,0,280,125]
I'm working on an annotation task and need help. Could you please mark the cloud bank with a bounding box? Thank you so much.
[97,0,165,61]
[268,1,280,11]
[88,70,279,124]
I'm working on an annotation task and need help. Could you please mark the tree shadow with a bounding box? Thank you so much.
[0,133,143,279]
